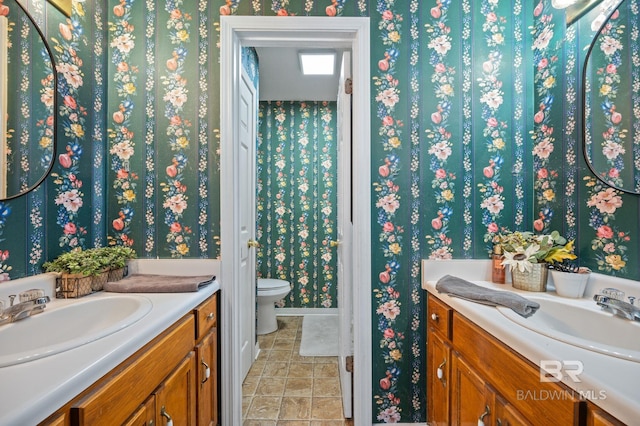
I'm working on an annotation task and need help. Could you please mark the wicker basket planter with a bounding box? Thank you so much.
[511,262,549,292]
[56,273,93,299]
[44,247,136,298]
[107,267,126,282]
[91,269,110,291]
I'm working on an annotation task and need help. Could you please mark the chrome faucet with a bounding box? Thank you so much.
[594,288,640,322]
[0,290,50,326]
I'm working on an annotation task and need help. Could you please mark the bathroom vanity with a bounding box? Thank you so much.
[0,260,220,426]
[423,260,639,426]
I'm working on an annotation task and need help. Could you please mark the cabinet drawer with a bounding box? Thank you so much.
[195,293,218,341]
[428,295,452,340]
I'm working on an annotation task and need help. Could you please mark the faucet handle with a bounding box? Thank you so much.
[18,289,46,303]
[629,296,636,306]
[601,287,625,300]
[8,295,16,307]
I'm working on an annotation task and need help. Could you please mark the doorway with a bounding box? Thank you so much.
[220,16,372,426]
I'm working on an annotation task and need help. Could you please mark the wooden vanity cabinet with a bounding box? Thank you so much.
[585,402,627,426]
[194,293,219,426]
[156,352,197,425]
[426,296,452,426]
[427,292,580,426]
[450,353,494,425]
[38,292,219,426]
[123,396,155,426]
[494,394,533,426]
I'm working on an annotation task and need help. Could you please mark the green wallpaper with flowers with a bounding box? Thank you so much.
[1,0,640,423]
[256,101,338,308]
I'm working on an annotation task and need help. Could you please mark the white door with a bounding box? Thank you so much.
[239,69,257,381]
[337,51,353,418]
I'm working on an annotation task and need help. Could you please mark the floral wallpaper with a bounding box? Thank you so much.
[0,0,639,423]
[106,0,215,258]
[256,101,338,308]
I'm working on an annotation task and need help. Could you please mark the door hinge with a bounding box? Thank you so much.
[345,78,353,95]
[346,355,354,372]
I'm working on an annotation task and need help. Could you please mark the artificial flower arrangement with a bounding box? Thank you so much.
[496,230,577,272]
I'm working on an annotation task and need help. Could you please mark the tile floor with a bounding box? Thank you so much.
[242,316,354,426]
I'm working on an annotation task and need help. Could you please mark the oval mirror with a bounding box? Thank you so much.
[0,0,57,200]
[582,0,640,194]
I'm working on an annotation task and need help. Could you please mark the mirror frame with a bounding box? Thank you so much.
[581,0,638,194]
[1,0,58,201]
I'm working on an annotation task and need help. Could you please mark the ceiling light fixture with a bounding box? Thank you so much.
[552,0,579,9]
[298,51,336,76]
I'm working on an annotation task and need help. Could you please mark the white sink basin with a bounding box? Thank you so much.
[497,296,640,363]
[0,295,152,367]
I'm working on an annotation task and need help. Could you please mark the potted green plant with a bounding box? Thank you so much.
[102,246,136,282]
[43,249,103,298]
[43,246,137,296]
[497,230,577,292]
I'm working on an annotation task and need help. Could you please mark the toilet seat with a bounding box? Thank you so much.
[258,278,290,295]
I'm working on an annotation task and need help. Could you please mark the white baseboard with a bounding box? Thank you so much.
[274,307,338,316]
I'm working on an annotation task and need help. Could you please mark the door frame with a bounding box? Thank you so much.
[220,16,372,426]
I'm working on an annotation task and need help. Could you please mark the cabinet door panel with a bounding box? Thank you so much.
[156,352,197,426]
[196,329,218,426]
[451,353,492,426]
[124,396,155,426]
[427,330,450,426]
[494,394,531,426]
[586,403,626,426]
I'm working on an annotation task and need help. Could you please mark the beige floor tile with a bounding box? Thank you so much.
[276,328,298,340]
[290,352,314,363]
[255,377,287,396]
[248,361,266,377]
[312,377,341,397]
[313,363,338,378]
[273,339,295,351]
[243,420,277,426]
[268,349,293,362]
[284,378,313,396]
[243,376,259,396]
[313,357,337,364]
[277,318,298,330]
[259,334,277,349]
[244,317,350,424]
[310,397,344,420]
[262,361,290,377]
[288,362,313,378]
[246,396,282,420]
[243,396,253,417]
[278,397,311,420]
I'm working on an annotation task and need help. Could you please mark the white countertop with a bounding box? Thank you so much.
[422,259,640,425]
[0,259,220,425]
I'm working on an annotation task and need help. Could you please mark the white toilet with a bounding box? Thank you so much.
[257,278,291,335]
